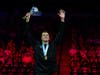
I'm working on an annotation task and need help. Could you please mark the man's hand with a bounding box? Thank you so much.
[58,9,65,22]
[23,12,31,23]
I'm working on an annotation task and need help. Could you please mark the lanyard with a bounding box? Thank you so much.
[42,44,49,56]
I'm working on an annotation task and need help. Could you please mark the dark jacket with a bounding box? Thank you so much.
[24,21,65,73]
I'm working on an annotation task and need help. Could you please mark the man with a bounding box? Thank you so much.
[24,9,65,75]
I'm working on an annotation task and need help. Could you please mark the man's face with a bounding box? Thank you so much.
[41,32,49,42]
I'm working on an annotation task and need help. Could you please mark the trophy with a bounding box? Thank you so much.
[30,6,42,16]
[22,6,42,20]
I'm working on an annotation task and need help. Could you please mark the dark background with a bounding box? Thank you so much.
[0,0,100,40]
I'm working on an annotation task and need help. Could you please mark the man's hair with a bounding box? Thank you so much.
[41,30,49,35]
[42,31,49,34]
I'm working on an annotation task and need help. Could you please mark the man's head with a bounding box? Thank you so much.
[41,31,50,43]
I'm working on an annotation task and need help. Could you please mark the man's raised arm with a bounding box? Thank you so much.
[23,16,35,46]
[53,9,66,44]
